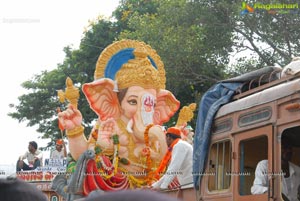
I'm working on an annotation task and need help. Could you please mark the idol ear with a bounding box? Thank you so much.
[153,89,180,125]
[82,78,121,121]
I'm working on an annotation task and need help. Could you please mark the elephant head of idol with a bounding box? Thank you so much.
[82,40,180,143]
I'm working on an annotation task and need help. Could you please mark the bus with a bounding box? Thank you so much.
[164,65,300,201]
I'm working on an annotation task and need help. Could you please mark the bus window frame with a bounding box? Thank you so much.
[233,125,273,200]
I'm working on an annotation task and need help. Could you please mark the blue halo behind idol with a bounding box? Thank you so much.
[104,48,158,80]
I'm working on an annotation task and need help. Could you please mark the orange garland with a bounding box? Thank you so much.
[144,124,153,172]
[91,129,98,141]
[153,138,180,180]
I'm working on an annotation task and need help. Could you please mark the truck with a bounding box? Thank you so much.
[163,65,300,201]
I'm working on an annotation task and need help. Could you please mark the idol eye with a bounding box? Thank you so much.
[128,99,137,105]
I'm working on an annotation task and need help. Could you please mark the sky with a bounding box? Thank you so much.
[0,0,120,168]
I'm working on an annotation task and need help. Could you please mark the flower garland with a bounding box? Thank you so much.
[94,155,116,179]
[92,123,117,179]
[153,138,180,180]
[143,123,158,185]
[144,124,153,173]
[91,122,157,187]
[118,167,146,188]
[112,134,120,174]
[91,129,98,141]
[128,174,147,188]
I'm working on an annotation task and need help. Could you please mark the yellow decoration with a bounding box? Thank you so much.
[176,103,197,127]
[66,126,84,138]
[94,40,166,90]
[128,174,147,188]
[112,135,120,174]
[65,77,80,108]
[117,167,147,188]
[57,77,80,109]
[116,119,138,164]
[95,155,114,179]
[115,48,160,90]
[143,124,153,173]
[57,90,65,103]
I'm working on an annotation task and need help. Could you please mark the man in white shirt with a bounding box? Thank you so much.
[151,127,193,190]
[51,139,67,159]
[251,136,300,201]
[16,141,43,171]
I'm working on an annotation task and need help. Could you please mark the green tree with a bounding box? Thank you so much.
[229,0,300,69]
[113,0,159,31]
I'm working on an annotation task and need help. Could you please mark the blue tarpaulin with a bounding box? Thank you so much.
[192,82,242,188]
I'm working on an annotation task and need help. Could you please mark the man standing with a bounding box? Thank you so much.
[16,141,43,171]
[51,139,67,159]
[151,127,193,190]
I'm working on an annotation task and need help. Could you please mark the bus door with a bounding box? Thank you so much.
[233,125,274,201]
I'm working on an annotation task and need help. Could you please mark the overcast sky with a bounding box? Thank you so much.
[0,0,120,166]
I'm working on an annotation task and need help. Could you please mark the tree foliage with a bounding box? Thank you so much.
[231,0,300,67]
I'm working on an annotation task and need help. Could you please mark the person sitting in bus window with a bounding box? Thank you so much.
[16,141,43,171]
[251,136,300,201]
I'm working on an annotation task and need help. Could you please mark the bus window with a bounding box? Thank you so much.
[208,140,231,191]
[280,127,300,201]
[239,136,268,195]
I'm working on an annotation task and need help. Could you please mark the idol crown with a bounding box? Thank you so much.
[115,47,163,90]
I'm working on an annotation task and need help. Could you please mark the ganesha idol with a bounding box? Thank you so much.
[55,40,180,196]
